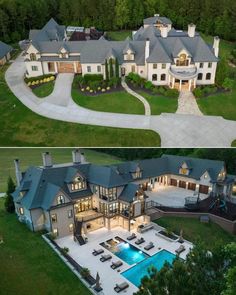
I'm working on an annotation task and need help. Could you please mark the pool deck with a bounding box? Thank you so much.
[56,225,193,295]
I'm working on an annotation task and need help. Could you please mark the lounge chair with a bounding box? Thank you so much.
[114,282,129,293]
[100,254,112,262]
[144,242,154,251]
[92,248,104,256]
[175,245,185,255]
[135,237,145,245]
[111,260,123,269]
[127,233,137,241]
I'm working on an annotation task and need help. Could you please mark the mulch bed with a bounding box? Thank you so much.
[76,85,124,97]
[157,196,236,221]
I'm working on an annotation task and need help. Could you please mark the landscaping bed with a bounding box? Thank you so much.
[25,74,56,98]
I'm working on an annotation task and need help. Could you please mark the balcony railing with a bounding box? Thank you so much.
[169,66,198,80]
[76,212,103,222]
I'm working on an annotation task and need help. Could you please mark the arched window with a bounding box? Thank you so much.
[152,74,157,81]
[30,53,36,61]
[57,195,65,205]
[161,74,166,81]
[206,73,211,80]
[198,73,203,80]
[176,53,189,66]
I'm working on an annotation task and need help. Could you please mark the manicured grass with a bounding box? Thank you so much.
[72,89,145,114]
[106,30,132,41]
[0,148,122,193]
[197,35,236,120]
[0,198,91,295]
[155,216,236,250]
[32,81,54,98]
[139,91,178,115]
[197,85,236,120]
[231,140,236,147]
[0,64,161,146]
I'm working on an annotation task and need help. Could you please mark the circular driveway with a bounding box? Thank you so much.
[5,55,236,147]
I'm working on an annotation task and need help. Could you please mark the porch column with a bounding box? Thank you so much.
[128,220,131,232]
[168,75,171,86]
[179,80,182,91]
[189,79,192,91]
[54,62,58,73]
[107,218,111,230]
[73,62,77,73]
[172,77,175,89]
[193,78,196,88]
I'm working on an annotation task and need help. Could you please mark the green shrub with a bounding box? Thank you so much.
[76,75,85,88]
[25,74,53,83]
[222,78,234,91]
[158,86,167,95]
[84,74,103,83]
[193,87,204,98]
[4,176,15,213]
[165,88,179,98]
[152,87,160,94]
[144,81,153,90]
[89,80,101,92]
[80,268,90,278]
[60,247,69,255]
[108,77,120,88]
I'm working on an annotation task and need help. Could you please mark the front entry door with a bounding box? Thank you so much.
[121,67,126,76]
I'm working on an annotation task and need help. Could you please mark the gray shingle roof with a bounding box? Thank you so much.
[144,16,172,25]
[0,41,13,59]
[119,183,140,203]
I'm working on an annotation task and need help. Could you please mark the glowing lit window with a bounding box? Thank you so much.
[53,228,58,236]
[57,195,65,205]
[69,224,73,232]
[19,207,24,215]
[51,214,57,223]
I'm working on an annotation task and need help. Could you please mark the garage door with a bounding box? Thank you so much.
[199,185,209,194]
[170,179,177,186]
[179,180,186,189]
[188,182,196,191]
[58,62,74,73]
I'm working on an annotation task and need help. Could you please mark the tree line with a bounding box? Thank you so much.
[0,0,236,44]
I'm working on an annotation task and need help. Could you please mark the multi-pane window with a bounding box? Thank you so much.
[30,53,36,61]
[133,170,142,179]
[32,66,38,71]
[200,62,204,68]
[19,207,24,215]
[51,214,57,223]
[120,203,130,217]
[208,62,212,68]
[68,209,73,218]
[87,66,91,72]
[53,228,58,236]
[71,177,86,191]
[153,64,157,69]
[161,74,166,81]
[109,202,119,215]
[206,73,211,80]
[99,187,117,201]
[57,195,65,205]
[198,73,203,80]
[152,74,157,81]
[176,54,189,66]
[97,65,101,72]
[161,64,166,69]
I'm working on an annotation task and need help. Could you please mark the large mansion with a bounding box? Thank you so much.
[12,150,235,239]
[24,15,220,91]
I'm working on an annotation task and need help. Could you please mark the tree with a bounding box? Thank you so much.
[115,58,120,78]
[115,0,130,29]
[4,176,16,213]
[105,59,109,81]
[109,58,114,79]
[222,78,234,91]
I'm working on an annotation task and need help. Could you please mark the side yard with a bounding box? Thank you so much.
[155,216,236,250]
[0,198,91,295]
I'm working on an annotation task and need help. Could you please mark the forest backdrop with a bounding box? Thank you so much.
[0,0,236,44]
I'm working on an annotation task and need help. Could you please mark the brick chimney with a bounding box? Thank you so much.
[188,24,196,38]
[72,149,81,164]
[14,159,22,187]
[42,152,53,168]
[213,36,220,58]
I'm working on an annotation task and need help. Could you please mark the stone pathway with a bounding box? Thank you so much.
[121,78,151,116]
[176,91,203,116]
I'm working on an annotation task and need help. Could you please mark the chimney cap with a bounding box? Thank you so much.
[154,14,160,17]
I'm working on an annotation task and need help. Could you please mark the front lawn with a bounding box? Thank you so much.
[155,216,236,250]
[197,84,236,120]
[106,30,132,41]
[0,64,161,146]
[72,89,145,114]
[32,81,54,98]
[139,91,178,115]
[0,198,91,295]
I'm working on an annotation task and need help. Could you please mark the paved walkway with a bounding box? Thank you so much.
[176,91,203,116]
[121,78,151,115]
[5,55,236,147]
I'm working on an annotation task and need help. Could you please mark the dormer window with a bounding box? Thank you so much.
[180,168,188,175]
[176,53,189,66]
[20,191,26,197]
[133,168,142,179]
[61,53,67,58]
[57,195,65,205]
[30,53,37,61]
[124,49,135,61]
[71,176,86,191]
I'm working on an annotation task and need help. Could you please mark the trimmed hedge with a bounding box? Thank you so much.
[193,85,218,98]
[25,74,53,83]
[83,74,103,83]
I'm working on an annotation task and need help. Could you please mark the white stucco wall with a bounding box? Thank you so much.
[81,63,105,78]
[147,63,171,85]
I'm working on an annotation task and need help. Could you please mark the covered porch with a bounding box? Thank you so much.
[168,66,198,91]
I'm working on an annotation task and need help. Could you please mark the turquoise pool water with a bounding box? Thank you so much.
[100,237,148,265]
[122,250,176,287]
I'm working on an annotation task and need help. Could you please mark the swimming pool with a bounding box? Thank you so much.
[100,236,148,265]
[122,250,176,287]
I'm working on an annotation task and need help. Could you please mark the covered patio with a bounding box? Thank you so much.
[168,66,198,91]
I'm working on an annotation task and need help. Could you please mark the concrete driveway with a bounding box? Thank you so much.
[5,55,236,147]
[146,185,208,208]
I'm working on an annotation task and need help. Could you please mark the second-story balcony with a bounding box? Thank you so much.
[76,210,103,222]
[169,66,198,80]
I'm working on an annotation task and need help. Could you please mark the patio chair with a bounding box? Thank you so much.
[111,260,123,269]
[114,282,129,293]
[175,245,185,255]
[100,254,112,262]
[127,233,137,241]
[92,248,104,256]
[144,242,154,251]
[135,237,145,245]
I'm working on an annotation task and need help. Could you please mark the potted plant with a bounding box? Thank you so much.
[80,267,90,279]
